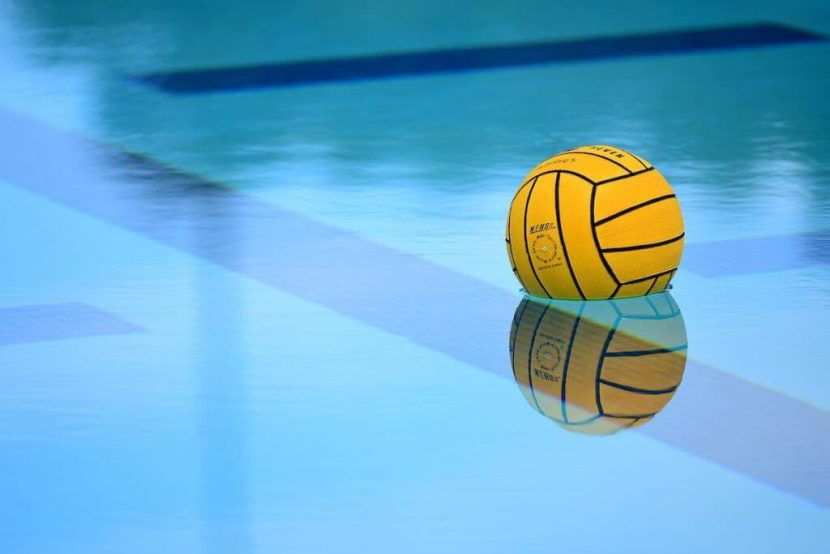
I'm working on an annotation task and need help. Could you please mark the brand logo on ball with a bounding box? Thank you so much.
[528,222,554,233]
[535,340,562,372]
[532,234,559,264]
[586,145,626,159]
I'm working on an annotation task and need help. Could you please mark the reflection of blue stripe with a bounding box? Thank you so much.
[684,231,830,276]
[0,107,827,507]
[0,303,141,346]
[133,23,825,94]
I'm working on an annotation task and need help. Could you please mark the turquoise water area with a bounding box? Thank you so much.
[0,1,828,552]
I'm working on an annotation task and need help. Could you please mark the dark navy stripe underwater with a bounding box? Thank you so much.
[134,23,825,94]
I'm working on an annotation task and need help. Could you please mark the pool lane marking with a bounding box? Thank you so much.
[0,106,826,507]
[644,358,830,509]
[0,303,142,346]
[132,23,826,94]
[684,231,830,276]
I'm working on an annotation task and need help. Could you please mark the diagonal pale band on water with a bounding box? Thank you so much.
[0,107,826,507]
[684,232,830,276]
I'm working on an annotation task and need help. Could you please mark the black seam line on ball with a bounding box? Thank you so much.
[666,269,678,289]
[609,283,621,299]
[519,169,597,189]
[599,379,679,395]
[614,147,650,169]
[590,186,621,287]
[560,301,586,424]
[512,297,531,334]
[605,344,688,357]
[522,177,550,296]
[593,194,677,227]
[506,172,537,266]
[601,232,685,253]
[595,317,619,416]
[512,298,530,334]
[622,268,676,285]
[522,176,554,298]
[625,150,651,170]
[567,150,633,173]
[595,166,655,186]
[527,304,550,413]
[644,276,659,295]
[554,172,587,300]
[509,298,531,376]
[509,174,538,206]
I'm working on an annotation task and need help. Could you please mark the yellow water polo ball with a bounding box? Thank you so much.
[509,292,687,435]
[505,145,684,300]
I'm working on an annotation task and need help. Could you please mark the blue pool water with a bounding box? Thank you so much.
[0,1,828,552]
